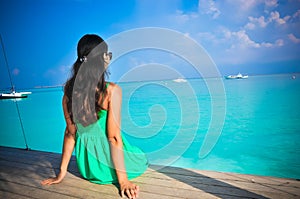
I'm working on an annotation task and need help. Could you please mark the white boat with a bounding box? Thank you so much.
[0,91,32,99]
[225,73,248,79]
[173,78,187,83]
[0,35,32,100]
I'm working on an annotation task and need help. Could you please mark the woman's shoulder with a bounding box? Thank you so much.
[106,82,122,92]
[106,82,122,102]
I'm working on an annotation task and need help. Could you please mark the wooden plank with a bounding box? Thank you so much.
[0,152,184,198]
[0,157,266,199]
[149,165,300,198]
[0,161,121,198]
[0,190,33,199]
[0,160,198,199]
[1,146,300,199]
[0,167,185,199]
[144,168,300,197]
[0,180,76,199]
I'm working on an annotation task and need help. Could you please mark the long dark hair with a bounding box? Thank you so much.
[64,34,109,126]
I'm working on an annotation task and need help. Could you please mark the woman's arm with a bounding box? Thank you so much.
[107,84,139,199]
[41,95,76,185]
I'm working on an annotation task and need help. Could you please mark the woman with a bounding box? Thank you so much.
[41,34,148,199]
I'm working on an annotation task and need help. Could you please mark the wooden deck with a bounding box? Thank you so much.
[0,146,299,199]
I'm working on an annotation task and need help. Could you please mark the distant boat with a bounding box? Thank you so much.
[173,78,187,83]
[225,73,248,79]
[0,90,32,99]
[0,35,32,99]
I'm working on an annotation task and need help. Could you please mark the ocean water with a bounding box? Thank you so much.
[1,74,299,179]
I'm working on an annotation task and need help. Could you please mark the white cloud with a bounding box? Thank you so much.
[229,0,279,10]
[275,39,284,46]
[128,57,147,67]
[226,0,259,11]
[220,29,284,49]
[198,32,216,41]
[241,0,259,10]
[223,29,232,39]
[245,11,290,30]
[265,0,278,7]
[44,65,71,84]
[175,10,190,24]
[256,16,268,27]
[292,9,300,19]
[217,28,261,49]
[233,0,278,13]
[231,30,260,48]
[254,39,282,48]
[288,34,300,44]
[246,16,268,29]
[261,42,273,47]
[269,11,289,25]
[198,0,220,19]
[171,9,200,27]
[12,68,20,76]
[245,22,256,30]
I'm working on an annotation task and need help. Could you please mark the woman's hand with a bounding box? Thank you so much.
[119,179,140,199]
[41,170,67,185]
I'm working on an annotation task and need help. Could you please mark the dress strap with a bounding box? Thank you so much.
[105,82,110,89]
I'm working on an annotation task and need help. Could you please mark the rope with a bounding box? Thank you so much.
[0,34,29,150]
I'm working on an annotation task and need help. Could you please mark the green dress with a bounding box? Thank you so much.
[75,85,148,184]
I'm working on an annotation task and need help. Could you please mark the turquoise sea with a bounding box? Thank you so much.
[1,74,300,179]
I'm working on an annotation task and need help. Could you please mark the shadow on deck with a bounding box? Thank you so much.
[0,146,299,199]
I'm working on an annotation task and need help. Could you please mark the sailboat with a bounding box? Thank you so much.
[0,35,31,99]
[0,89,31,99]
[225,73,248,79]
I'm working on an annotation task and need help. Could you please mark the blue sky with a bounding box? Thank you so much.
[0,0,299,89]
